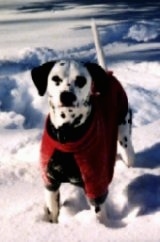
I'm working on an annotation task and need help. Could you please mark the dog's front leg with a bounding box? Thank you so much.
[44,188,60,223]
[90,203,107,224]
[89,193,107,224]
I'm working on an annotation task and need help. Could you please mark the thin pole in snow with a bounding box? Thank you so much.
[91,19,107,71]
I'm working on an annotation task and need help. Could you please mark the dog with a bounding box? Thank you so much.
[31,23,134,224]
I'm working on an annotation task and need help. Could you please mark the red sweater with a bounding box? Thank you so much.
[40,74,128,199]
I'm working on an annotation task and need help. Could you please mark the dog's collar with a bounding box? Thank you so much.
[46,109,94,144]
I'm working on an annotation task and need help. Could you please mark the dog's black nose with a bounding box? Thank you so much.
[60,91,76,106]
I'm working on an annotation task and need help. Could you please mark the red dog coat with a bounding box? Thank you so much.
[40,73,128,199]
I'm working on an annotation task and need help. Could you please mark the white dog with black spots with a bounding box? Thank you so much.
[31,23,134,224]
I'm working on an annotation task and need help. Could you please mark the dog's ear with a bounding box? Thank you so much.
[85,62,110,94]
[31,61,56,96]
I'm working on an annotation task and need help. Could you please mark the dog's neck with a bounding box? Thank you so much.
[47,107,94,143]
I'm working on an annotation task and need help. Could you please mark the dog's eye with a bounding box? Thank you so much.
[52,76,62,86]
[75,76,86,88]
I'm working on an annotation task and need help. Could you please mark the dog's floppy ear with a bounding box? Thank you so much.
[85,62,110,94]
[31,61,56,96]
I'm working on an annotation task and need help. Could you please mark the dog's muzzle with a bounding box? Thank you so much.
[60,91,76,107]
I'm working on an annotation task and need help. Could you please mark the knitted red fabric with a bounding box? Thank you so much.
[40,74,128,199]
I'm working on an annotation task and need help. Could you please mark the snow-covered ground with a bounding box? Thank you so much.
[0,1,160,241]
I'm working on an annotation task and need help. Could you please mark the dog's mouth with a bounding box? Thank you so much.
[49,99,91,110]
[49,101,76,109]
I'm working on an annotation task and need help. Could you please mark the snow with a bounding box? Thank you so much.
[0,1,160,241]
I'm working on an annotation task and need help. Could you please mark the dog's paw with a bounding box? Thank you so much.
[125,151,135,168]
[43,206,58,223]
[118,144,135,168]
[96,210,108,225]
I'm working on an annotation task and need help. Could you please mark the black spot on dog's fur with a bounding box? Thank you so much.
[75,76,86,88]
[124,136,128,142]
[60,62,66,66]
[120,136,128,148]
[128,109,132,124]
[52,76,63,86]
[72,114,83,126]
[84,97,91,107]
[61,112,66,119]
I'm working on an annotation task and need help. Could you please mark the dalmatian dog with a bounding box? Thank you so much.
[32,60,134,222]
[31,25,134,224]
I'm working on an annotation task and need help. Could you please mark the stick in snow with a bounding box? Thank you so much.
[91,20,107,70]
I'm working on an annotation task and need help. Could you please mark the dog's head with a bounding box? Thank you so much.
[31,60,108,129]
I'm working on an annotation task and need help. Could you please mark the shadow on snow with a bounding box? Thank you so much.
[127,173,160,216]
[16,0,160,17]
[135,143,160,169]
